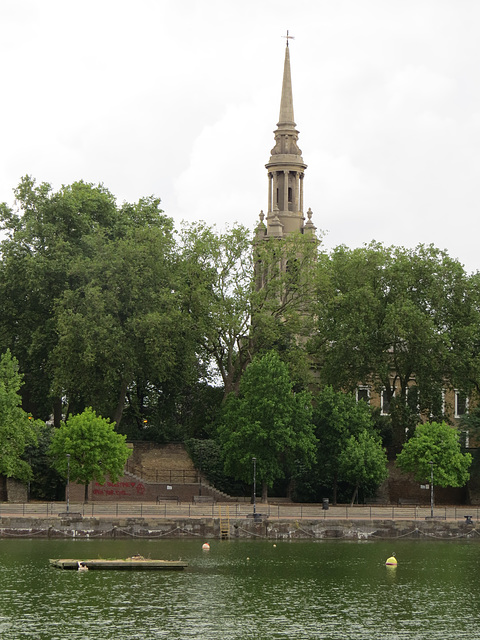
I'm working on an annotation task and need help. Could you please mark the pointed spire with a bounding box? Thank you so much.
[278,44,295,127]
[263,36,315,238]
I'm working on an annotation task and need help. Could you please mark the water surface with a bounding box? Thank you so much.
[0,538,478,639]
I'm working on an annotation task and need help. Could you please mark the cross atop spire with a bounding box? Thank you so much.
[282,30,294,47]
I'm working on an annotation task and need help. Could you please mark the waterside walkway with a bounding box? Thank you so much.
[1,501,478,522]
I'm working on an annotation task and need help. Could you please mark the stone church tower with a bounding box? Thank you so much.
[256,39,316,240]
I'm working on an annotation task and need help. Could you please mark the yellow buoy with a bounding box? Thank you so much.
[385,555,397,566]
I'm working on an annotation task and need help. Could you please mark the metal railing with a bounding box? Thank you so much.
[1,502,479,521]
[124,463,199,484]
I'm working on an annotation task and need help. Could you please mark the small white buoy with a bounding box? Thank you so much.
[202,543,210,551]
[273,544,276,548]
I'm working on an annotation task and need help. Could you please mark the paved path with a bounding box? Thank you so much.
[0,502,478,522]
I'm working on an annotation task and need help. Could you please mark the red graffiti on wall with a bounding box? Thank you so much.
[93,480,144,497]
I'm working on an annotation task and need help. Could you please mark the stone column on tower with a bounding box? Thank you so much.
[263,38,315,238]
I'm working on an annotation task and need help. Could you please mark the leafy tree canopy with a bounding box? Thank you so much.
[312,243,476,447]
[0,177,204,432]
[217,351,316,501]
[338,429,388,505]
[23,422,63,500]
[459,407,480,446]
[396,421,472,488]
[0,349,38,481]
[180,224,319,396]
[48,407,131,501]
[310,386,375,504]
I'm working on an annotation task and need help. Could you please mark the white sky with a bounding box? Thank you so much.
[1,0,480,272]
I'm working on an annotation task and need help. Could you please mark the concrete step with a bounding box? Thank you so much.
[120,442,236,503]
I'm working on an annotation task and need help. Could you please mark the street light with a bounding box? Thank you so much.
[198,449,202,497]
[429,460,434,518]
[66,454,71,514]
[252,457,257,516]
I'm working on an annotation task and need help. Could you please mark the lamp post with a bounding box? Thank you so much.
[66,454,71,514]
[252,457,257,516]
[429,460,434,518]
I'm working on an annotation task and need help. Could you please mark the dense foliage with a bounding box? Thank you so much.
[396,421,472,487]
[218,351,316,502]
[48,407,131,501]
[311,242,479,449]
[1,177,479,501]
[338,430,388,505]
[0,349,38,482]
[293,386,380,504]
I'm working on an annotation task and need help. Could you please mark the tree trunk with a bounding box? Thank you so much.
[53,396,63,428]
[286,477,294,499]
[333,471,338,505]
[84,482,89,503]
[111,379,128,426]
[261,481,268,504]
[350,483,359,507]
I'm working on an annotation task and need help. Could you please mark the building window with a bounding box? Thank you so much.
[430,388,446,419]
[461,430,470,448]
[288,187,293,203]
[356,386,370,404]
[455,390,468,418]
[381,389,392,415]
[406,385,420,413]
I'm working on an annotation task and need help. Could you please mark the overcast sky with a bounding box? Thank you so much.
[1,0,480,272]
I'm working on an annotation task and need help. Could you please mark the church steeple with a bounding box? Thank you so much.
[260,37,315,238]
[278,41,295,127]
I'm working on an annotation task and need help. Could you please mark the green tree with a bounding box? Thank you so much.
[451,270,480,401]
[0,177,119,423]
[180,223,319,397]
[217,351,316,502]
[309,386,375,504]
[396,421,472,487]
[51,204,196,427]
[48,407,131,501]
[1,178,205,432]
[179,222,252,396]
[186,438,246,496]
[459,407,480,447]
[338,429,388,505]
[0,349,37,482]
[23,422,63,500]
[312,243,475,449]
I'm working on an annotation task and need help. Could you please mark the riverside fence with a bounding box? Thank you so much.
[0,502,478,521]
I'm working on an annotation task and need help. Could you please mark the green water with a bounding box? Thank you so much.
[0,538,479,639]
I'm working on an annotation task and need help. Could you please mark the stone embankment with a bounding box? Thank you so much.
[1,515,479,541]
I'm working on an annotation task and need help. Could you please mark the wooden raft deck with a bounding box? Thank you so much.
[49,558,188,570]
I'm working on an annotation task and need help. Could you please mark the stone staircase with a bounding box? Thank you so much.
[86,442,234,503]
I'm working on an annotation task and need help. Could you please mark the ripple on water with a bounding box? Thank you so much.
[0,539,480,639]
